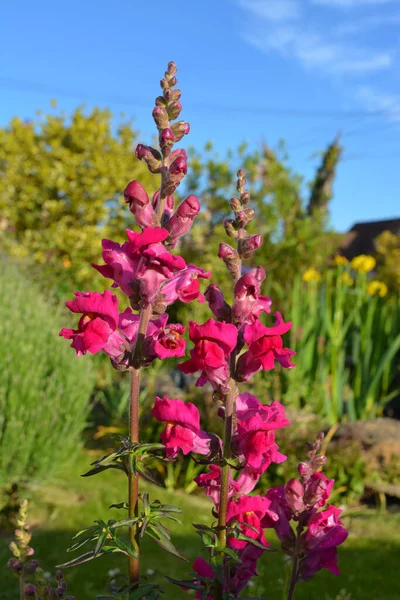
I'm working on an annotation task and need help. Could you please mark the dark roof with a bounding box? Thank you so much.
[339,218,400,259]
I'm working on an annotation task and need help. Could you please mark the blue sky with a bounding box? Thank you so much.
[1,0,399,231]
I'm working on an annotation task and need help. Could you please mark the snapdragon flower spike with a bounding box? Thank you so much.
[194,465,240,508]
[164,194,201,248]
[233,393,290,473]
[178,318,238,392]
[232,267,272,324]
[59,290,119,356]
[124,180,158,229]
[300,506,348,579]
[226,495,271,550]
[151,396,215,458]
[236,312,296,381]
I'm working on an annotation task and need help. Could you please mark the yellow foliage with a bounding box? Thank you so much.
[302,267,321,282]
[367,280,388,297]
[334,254,349,266]
[350,254,376,273]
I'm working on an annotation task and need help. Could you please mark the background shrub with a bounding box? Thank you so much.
[0,259,95,489]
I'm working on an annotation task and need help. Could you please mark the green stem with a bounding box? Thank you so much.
[128,304,152,584]
[20,571,25,600]
[286,523,303,600]
[214,350,237,600]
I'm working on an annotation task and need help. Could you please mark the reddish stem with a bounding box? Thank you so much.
[128,304,152,584]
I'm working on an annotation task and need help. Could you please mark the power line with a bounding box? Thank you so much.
[1,75,399,120]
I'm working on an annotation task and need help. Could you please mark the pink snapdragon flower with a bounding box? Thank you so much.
[204,284,232,321]
[191,558,214,600]
[143,313,186,360]
[232,267,272,324]
[304,472,335,508]
[230,545,264,596]
[236,313,296,381]
[300,506,348,578]
[151,396,214,458]
[178,318,238,391]
[226,495,271,550]
[194,465,240,507]
[59,290,119,356]
[261,486,295,544]
[93,227,186,305]
[159,265,211,307]
[233,394,289,473]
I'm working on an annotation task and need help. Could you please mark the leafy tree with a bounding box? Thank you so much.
[0,106,155,296]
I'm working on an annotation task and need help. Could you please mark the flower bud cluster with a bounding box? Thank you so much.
[8,501,74,599]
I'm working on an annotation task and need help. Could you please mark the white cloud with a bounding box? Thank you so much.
[238,0,301,21]
[243,26,392,74]
[355,86,400,121]
[311,0,395,7]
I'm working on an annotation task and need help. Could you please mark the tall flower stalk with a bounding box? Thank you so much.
[59,60,348,599]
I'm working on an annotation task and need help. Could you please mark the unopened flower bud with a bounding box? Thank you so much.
[159,128,175,157]
[169,76,177,87]
[241,190,250,205]
[124,181,157,228]
[171,121,190,142]
[237,168,245,178]
[218,243,241,280]
[168,61,178,75]
[56,585,66,597]
[152,189,175,218]
[160,78,168,89]
[311,454,327,469]
[284,478,305,513]
[8,558,23,572]
[304,476,329,507]
[155,95,167,106]
[164,156,188,195]
[172,88,181,101]
[223,218,238,238]
[163,88,173,102]
[169,155,187,175]
[235,211,248,228]
[243,208,255,222]
[168,101,182,120]
[165,195,200,247]
[204,284,232,321]
[56,570,63,581]
[135,144,162,174]
[25,560,39,574]
[152,106,169,130]
[230,197,242,212]
[238,234,263,258]
[298,462,312,480]
[24,584,37,597]
[316,432,325,442]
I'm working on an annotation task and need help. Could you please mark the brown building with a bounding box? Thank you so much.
[339,218,400,259]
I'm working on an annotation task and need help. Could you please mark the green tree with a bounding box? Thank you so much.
[0,106,155,296]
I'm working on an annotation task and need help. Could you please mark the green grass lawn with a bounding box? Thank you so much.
[1,452,399,600]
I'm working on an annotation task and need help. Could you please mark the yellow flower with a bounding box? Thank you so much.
[63,257,71,268]
[341,272,354,286]
[334,255,348,266]
[303,267,321,282]
[367,280,388,297]
[350,254,376,273]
